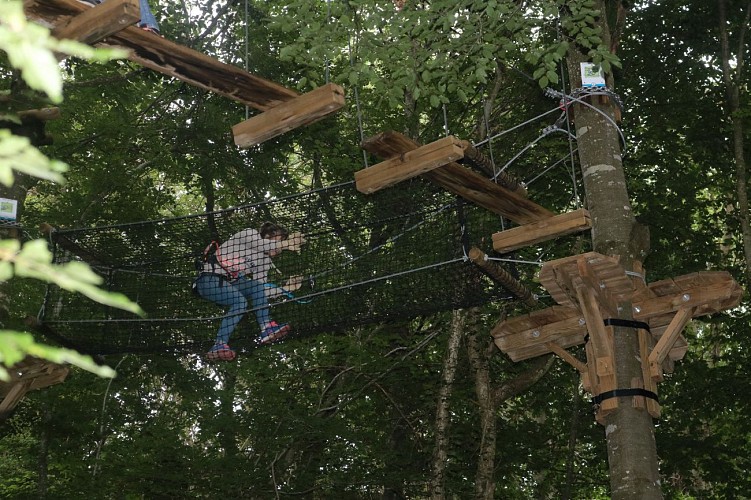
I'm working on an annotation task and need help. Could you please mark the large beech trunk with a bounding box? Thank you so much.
[565,2,660,497]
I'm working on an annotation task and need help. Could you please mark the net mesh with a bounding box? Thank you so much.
[40,180,516,355]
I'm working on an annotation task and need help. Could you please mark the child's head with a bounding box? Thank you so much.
[259,221,289,240]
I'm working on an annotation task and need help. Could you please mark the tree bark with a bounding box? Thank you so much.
[565,1,660,497]
[428,309,466,500]
[467,305,554,500]
[718,0,751,282]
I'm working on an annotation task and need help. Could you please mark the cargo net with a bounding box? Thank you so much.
[40,181,515,355]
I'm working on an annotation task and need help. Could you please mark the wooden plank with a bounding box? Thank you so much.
[355,136,465,193]
[492,209,591,253]
[25,0,299,110]
[361,131,555,224]
[634,279,739,320]
[233,83,345,148]
[52,0,139,44]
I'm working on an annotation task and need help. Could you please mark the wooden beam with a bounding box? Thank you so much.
[538,252,634,310]
[25,0,299,110]
[52,0,139,44]
[361,131,555,224]
[356,136,465,193]
[545,342,587,373]
[467,247,538,307]
[648,308,692,381]
[459,140,527,196]
[492,208,591,253]
[233,83,345,148]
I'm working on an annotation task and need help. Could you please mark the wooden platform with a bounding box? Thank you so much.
[24,0,344,146]
[359,131,555,224]
[1,357,69,417]
[493,252,742,422]
[494,255,742,362]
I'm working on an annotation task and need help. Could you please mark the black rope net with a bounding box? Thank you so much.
[40,181,516,355]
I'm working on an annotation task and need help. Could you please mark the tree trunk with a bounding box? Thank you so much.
[718,0,751,282]
[565,2,660,497]
[37,403,52,499]
[465,311,497,500]
[428,309,466,499]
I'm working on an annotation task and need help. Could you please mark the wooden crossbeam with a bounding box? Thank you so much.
[355,136,465,194]
[545,341,587,374]
[492,208,591,253]
[361,131,555,224]
[233,83,345,148]
[633,275,739,320]
[52,0,139,44]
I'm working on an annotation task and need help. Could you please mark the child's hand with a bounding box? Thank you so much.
[285,275,303,291]
[285,232,306,252]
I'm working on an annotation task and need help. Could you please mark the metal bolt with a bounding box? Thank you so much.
[532,330,540,338]
[682,294,690,302]
[578,318,586,326]
[599,282,606,289]
[633,306,641,314]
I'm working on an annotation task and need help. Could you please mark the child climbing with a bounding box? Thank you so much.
[194,222,306,361]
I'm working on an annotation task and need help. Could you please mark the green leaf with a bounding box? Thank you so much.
[0,130,68,187]
[0,331,116,380]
